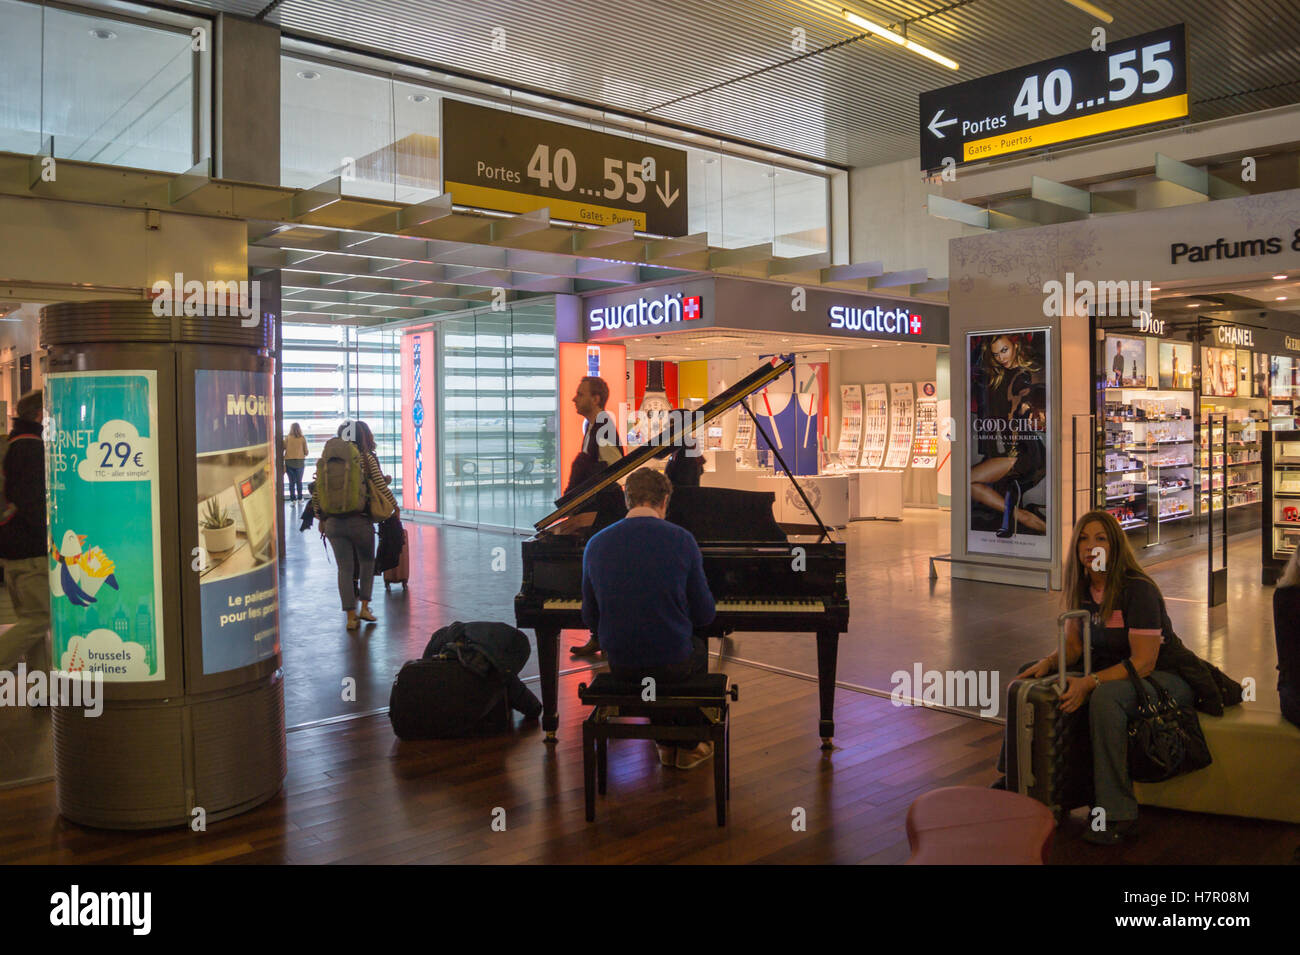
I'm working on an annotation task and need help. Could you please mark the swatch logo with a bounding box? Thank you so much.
[588,293,704,332]
[828,305,922,336]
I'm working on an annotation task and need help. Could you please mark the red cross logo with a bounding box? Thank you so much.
[909,313,922,334]
[683,296,701,320]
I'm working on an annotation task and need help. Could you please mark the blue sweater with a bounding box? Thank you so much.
[581,515,716,667]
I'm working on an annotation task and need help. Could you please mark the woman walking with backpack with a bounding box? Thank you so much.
[312,420,398,630]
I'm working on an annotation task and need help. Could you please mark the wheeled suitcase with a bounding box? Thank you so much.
[1004,610,1095,820]
[384,527,409,590]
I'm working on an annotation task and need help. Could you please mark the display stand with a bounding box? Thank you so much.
[883,382,914,470]
[911,380,938,468]
[861,383,888,469]
[837,384,863,467]
[1262,431,1300,583]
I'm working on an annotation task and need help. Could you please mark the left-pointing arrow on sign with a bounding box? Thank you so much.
[928,109,958,139]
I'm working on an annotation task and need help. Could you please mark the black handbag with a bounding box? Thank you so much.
[1122,660,1212,782]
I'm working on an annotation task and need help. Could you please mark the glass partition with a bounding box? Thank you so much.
[403,302,559,531]
[281,52,830,253]
[0,0,208,171]
[281,323,402,497]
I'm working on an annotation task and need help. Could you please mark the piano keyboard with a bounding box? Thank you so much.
[541,598,825,612]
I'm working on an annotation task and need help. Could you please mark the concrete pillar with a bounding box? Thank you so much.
[216,14,280,185]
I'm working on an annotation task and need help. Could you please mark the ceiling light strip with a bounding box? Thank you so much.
[841,8,958,71]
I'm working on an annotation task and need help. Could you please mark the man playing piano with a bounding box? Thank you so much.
[581,468,718,769]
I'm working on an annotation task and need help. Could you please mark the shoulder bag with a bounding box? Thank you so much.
[364,452,395,521]
[1122,660,1212,782]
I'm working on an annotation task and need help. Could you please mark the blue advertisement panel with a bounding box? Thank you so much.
[44,371,164,681]
[195,369,279,673]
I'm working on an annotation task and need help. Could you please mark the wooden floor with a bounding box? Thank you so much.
[1,660,1295,864]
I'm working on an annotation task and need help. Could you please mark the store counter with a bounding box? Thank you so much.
[756,474,850,528]
[701,461,850,528]
[848,469,904,521]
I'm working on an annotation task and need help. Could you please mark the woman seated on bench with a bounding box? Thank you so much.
[1272,549,1300,729]
[1010,510,1197,846]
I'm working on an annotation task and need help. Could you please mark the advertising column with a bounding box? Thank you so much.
[195,370,280,673]
[45,371,164,681]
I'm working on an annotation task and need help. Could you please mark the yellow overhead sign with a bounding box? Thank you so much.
[963,94,1188,163]
[444,180,647,230]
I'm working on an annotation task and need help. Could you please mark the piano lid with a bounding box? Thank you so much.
[535,357,793,531]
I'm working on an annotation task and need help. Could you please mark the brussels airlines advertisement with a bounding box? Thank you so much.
[45,371,164,681]
[967,329,1051,561]
[195,369,279,674]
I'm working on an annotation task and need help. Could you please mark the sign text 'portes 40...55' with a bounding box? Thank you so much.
[920,24,1187,171]
[442,100,689,236]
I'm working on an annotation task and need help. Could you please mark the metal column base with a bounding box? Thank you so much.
[52,670,285,830]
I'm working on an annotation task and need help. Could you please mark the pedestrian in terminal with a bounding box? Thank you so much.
[284,422,309,502]
[1271,548,1300,728]
[559,375,625,657]
[0,390,51,675]
[581,468,717,769]
[313,420,397,630]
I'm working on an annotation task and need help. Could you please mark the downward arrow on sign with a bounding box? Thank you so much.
[656,170,679,208]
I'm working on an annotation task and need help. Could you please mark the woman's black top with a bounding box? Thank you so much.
[1271,586,1300,691]
[1079,572,1186,673]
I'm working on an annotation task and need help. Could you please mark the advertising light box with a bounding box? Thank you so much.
[194,369,280,675]
[45,371,165,682]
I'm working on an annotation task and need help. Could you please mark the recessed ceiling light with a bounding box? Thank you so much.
[297,70,321,80]
[1188,303,1199,307]
[89,28,116,40]
[1150,286,1161,291]
[408,93,430,103]
[1278,297,1289,301]
[1274,274,1288,280]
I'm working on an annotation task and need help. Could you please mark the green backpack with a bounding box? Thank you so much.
[316,437,365,515]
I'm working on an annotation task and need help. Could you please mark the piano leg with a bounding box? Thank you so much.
[816,630,839,750]
[536,626,560,740]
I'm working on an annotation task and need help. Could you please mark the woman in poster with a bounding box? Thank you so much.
[1203,348,1222,396]
[970,334,1048,539]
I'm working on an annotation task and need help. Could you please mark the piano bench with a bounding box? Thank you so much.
[577,673,739,827]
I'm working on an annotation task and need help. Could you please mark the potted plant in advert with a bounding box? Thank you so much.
[200,498,236,554]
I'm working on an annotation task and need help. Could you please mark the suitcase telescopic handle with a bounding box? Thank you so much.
[1056,609,1092,690]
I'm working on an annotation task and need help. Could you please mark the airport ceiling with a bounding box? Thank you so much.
[193,0,1300,168]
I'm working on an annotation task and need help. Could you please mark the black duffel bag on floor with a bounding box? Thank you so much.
[1123,660,1213,783]
[389,657,511,740]
[389,621,542,739]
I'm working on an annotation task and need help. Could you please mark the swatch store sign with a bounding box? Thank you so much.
[828,304,924,338]
[588,290,707,337]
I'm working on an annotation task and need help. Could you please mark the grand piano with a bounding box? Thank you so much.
[515,358,849,748]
